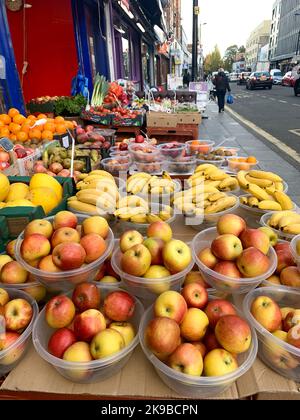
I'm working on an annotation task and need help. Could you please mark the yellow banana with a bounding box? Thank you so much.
[188,177,205,187]
[84,175,116,184]
[245,175,273,188]
[67,196,78,202]
[195,164,216,173]
[68,201,98,214]
[282,224,300,235]
[265,185,276,195]
[131,178,150,195]
[89,170,115,180]
[258,201,282,211]
[146,214,162,223]
[237,171,250,190]
[159,210,172,222]
[130,214,148,224]
[204,180,222,188]
[209,171,228,181]
[274,192,294,211]
[118,195,149,210]
[219,177,239,191]
[248,197,260,208]
[275,182,284,192]
[162,171,172,181]
[248,184,271,201]
[205,196,237,214]
[268,211,297,228]
[249,170,282,182]
[278,215,300,230]
[240,196,249,205]
[208,192,227,202]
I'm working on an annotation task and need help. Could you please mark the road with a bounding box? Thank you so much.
[229,83,300,155]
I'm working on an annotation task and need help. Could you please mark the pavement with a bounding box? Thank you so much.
[199,100,300,206]
[229,84,300,156]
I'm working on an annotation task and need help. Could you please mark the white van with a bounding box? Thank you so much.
[270,69,283,85]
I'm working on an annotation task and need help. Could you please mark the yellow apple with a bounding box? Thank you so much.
[0,255,13,272]
[90,328,125,359]
[204,349,238,376]
[144,266,171,295]
[0,288,9,306]
[99,276,120,284]
[180,308,209,341]
[110,322,135,346]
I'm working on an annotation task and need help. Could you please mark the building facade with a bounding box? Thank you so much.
[269,0,300,71]
[246,20,271,71]
[269,0,282,66]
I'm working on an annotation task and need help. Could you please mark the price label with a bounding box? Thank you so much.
[0,137,14,151]
[61,136,70,148]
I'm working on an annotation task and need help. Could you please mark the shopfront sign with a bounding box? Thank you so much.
[157,42,169,55]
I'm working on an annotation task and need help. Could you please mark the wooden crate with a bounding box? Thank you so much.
[147,124,199,143]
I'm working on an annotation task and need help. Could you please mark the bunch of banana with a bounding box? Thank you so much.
[127,172,177,196]
[174,186,238,217]
[188,164,239,192]
[68,170,119,214]
[267,211,300,235]
[240,184,294,212]
[237,170,286,194]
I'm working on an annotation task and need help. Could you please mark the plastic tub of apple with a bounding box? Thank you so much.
[32,286,144,384]
[111,226,195,306]
[192,227,277,295]
[14,214,115,293]
[139,297,258,398]
[243,287,300,381]
[0,288,39,376]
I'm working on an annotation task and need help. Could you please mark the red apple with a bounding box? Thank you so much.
[191,342,207,358]
[24,219,53,239]
[0,261,28,284]
[211,234,243,261]
[217,214,246,237]
[119,230,144,253]
[282,310,300,332]
[121,244,152,277]
[214,261,241,279]
[168,343,203,376]
[74,309,106,342]
[0,332,24,365]
[143,237,165,265]
[203,330,220,352]
[237,247,270,278]
[181,282,209,309]
[80,233,107,263]
[51,227,80,248]
[21,234,51,263]
[184,271,210,288]
[45,295,76,329]
[280,266,300,288]
[180,308,209,342]
[145,317,181,360]
[104,291,135,322]
[215,315,252,354]
[48,328,77,359]
[4,299,33,331]
[240,228,270,255]
[276,250,295,274]
[154,291,187,324]
[53,211,78,230]
[198,248,219,269]
[147,221,173,243]
[52,243,86,271]
[287,324,300,348]
[204,299,237,329]
[39,255,62,273]
[250,296,282,332]
[72,283,101,312]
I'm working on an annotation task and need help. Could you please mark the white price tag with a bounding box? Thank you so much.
[62,136,70,148]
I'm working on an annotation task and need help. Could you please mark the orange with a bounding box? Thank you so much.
[41,130,54,140]
[54,116,65,124]
[8,108,19,118]
[9,134,17,141]
[0,127,10,138]
[0,121,4,128]
[247,156,257,164]
[65,121,74,130]
[9,123,22,134]
[35,124,45,132]
[21,123,31,133]
[37,114,47,120]
[44,122,56,133]
[46,118,55,123]
[239,163,250,171]
[29,129,42,140]
[13,114,26,125]
[55,123,67,134]
[27,115,36,121]
[238,157,247,162]
[16,131,29,142]
[0,114,11,125]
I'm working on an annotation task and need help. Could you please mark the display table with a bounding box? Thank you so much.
[1,219,300,400]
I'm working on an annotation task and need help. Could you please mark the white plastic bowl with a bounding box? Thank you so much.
[192,227,277,295]
[128,143,160,163]
[196,158,226,168]
[32,286,144,384]
[0,288,38,376]
[139,301,258,398]
[157,143,187,161]
[111,247,194,305]
[15,215,115,293]
[165,157,197,175]
[260,212,299,242]
[186,140,215,156]
[227,157,259,173]
[101,158,131,176]
[243,287,300,381]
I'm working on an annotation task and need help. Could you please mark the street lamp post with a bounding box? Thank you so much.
[295,12,300,57]
[199,22,207,80]
[192,0,199,81]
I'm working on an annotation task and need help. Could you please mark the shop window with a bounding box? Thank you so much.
[142,42,151,88]
[122,36,130,79]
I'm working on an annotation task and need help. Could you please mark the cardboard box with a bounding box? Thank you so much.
[176,113,202,125]
[147,112,202,128]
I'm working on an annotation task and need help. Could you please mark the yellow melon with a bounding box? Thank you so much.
[5,183,29,202]
[27,187,59,214]
[0,173,10,202]
[29,174,63,200]
[5,199,36,208]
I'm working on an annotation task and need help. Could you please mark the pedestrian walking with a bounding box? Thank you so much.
[213,68,231,113]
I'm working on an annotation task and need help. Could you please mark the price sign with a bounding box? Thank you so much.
[60,136,70,149]
[0,137,14,151]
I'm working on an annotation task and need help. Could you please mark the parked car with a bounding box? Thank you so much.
[282,71,295,87]
[295,79,300,96]
[270,69,283,85]
[237,72,251,85]
[229,73,239,82]
[246,72,273,90]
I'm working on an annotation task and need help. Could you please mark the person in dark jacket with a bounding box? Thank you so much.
[213,68,231,113]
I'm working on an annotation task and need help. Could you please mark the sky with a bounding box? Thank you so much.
[181,0,275,56]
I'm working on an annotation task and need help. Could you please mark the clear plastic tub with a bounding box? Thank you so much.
[239,181,289,195]
[290,234,300,270]
[134,161,165,175]
[0,280,47,303]
[186,140,215,156]
[137,179,182,204]
[196,158,226,168]
[32,287,144,384]
[165,157,197,175]
[15,215,115,293]
[260,212,299,242]
[110,151,131,159]
[111,247,194,306]
[0,288,38,376]
[157,143,187,161]
[243,287,300,381]
[101,157,131,176]
[139,301,258,398]
[190,194,240,231]
[227,157,259,173]
[238,194,297,228]
[128,143,160,163]
[213,146,240,157]
[192,227,277,295]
